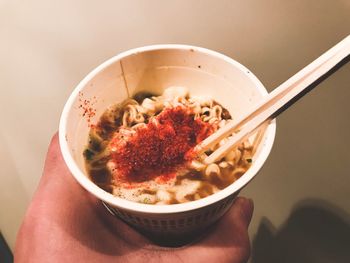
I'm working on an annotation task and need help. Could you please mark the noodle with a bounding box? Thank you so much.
[84,87,253,204]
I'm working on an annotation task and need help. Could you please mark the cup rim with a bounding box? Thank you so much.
[59,44,276,214]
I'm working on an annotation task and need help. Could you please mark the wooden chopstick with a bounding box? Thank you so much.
[195,35,350,164]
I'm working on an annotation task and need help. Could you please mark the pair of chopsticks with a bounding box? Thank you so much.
[194,35,350,164]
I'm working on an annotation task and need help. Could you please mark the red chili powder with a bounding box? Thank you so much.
[111,106,214,182]
[78,92,97,127]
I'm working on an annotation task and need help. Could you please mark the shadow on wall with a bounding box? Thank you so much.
[251,199,350,263]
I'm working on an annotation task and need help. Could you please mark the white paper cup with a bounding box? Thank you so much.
[59,45,276,238]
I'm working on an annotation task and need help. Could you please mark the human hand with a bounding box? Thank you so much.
[15,133,254,263]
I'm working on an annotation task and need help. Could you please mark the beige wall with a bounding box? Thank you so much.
[1,0,350,259]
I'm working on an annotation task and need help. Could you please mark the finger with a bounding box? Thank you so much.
[178,197,253,263]
[222,197,254,230]
[205,197,254,244]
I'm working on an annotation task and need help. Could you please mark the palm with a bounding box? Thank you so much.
[15,134,253,263]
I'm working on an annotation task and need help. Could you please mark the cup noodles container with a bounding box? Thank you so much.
[59,45,276,239]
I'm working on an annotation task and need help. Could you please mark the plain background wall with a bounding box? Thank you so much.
[1,0,350,261]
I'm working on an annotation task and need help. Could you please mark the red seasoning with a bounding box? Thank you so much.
[110,106,214,182]
[78,92,97,127]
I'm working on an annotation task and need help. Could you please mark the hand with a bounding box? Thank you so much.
[15,133,254,263]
